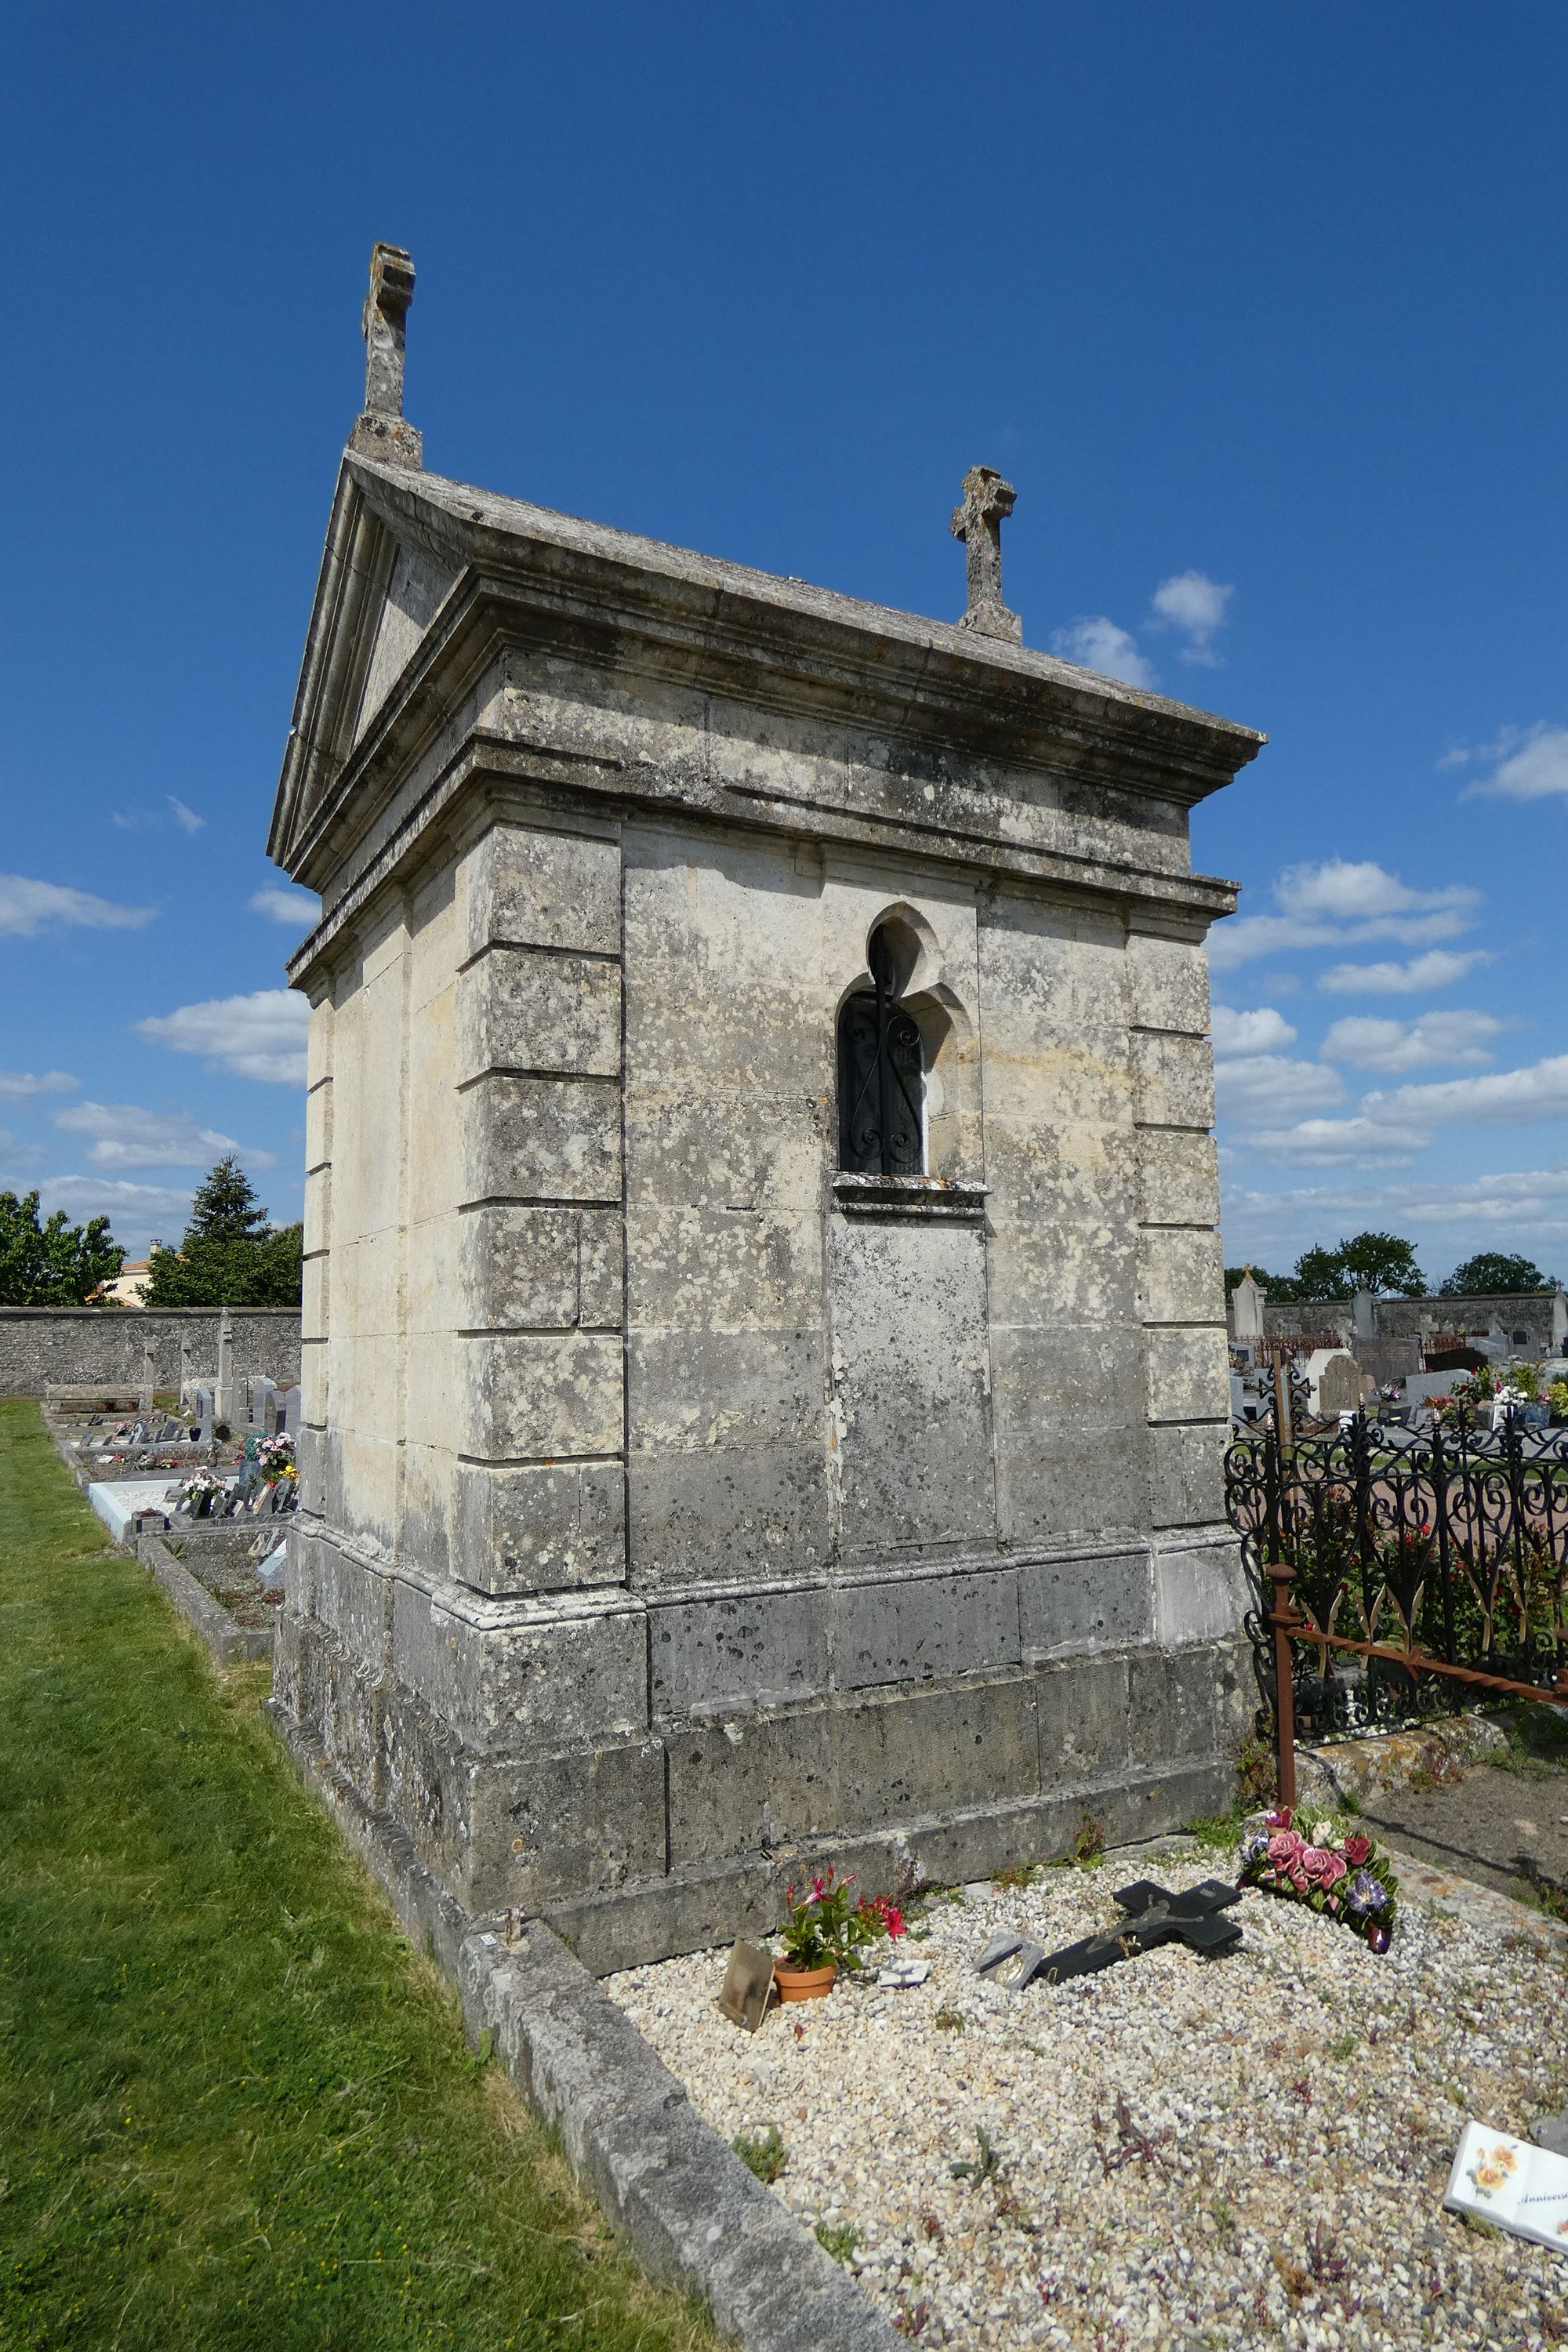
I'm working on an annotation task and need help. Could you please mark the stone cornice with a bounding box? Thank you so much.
[284,734,1240,989]
[270,453,1265,904]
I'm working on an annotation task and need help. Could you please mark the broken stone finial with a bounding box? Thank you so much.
[349,242,423,470]
[949,465,1021,644]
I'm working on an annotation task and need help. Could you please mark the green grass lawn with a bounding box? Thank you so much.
[0,1399,714,2352]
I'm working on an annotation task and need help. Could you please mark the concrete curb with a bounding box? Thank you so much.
[140,1534,274,1666]
[264,1700,904,2352]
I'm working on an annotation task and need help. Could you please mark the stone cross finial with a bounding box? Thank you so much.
[349,242,423,470]
[949,466,1021,643]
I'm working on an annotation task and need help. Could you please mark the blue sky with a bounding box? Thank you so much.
[3,4,1566,1283]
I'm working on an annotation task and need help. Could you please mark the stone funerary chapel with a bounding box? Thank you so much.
[267,248,1264,1968]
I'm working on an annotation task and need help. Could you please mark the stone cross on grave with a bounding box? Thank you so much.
[350,242,423,471]
[978,1878,1243,1990]
[950,465,1022,644]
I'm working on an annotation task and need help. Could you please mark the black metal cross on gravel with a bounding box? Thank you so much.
[978,1878,1243,1990]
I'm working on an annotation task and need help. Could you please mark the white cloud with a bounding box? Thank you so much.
[1051,616,1156,689]
[35,1175,196,1258]
[0,1128,44,1167]
[0,1069,78,1098]
[1274,860,1477,925]
[112,797,207,836]
[0,874,156,938]
[1363,1054,1568,1130]
[1210,859,1483,971]
[51,1101,274,1171]
[1215,1054,1345,1123]
[1221,1166,1568,1270]
[249,885,321,928]
[1211,1005,1297,1058]
[136,989,309,1085]
[1317,949,1493,996]
[1149,569,1232,665]
[1460,723,1568,804]
[1319,1010,1504,1073]
[1240,1114,1431,1169]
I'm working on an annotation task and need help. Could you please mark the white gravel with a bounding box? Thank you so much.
[608,1849,1568,2349]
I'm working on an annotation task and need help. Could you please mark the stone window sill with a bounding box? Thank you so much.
[832,1174,989,1222]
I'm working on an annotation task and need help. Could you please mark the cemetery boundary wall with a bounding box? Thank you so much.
[0,1308,301,1396]
[1247,1291,1566,1351]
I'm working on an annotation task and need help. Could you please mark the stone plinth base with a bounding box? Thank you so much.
[275,1519,1251,1973]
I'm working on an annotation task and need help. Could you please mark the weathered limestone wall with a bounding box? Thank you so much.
[279,803,1250,1965]
[0,1307,300,1396]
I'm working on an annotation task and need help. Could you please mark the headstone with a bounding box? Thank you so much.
[1352,1287,1377,1340]
[138,1341,155,1414]
[1554,1288,1568,1359]
[1304,1348,1367,1416]
[214,1307,236,1430]
[180,1334,195,1410]
[192,1385,214,1446]
[256,1541,289,1592]
[278,1385,302,1438]
[1232,1268,1266,1343]
[1352,1335,1421,1389]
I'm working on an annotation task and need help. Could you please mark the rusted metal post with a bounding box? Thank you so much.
[1272,1356,1294,1460]
[1267,1558,1298,1812]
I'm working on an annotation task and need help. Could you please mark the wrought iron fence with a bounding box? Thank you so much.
[1225,1410,1568,1740]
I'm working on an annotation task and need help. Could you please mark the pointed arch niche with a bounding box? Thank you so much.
[833,907,987,1221]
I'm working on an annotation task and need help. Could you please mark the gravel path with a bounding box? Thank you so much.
[608,1849,1568,2349]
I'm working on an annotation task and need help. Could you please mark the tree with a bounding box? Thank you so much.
[1290,1231,1426,1301]
[0,1190,125,1304]
[1439,1251,1559,1298]
[1224,1265,1301,1302]
[141,1156,303,1308]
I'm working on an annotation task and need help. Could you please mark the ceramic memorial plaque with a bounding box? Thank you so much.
[717,1939,775,2032]
[1444,2122,1568,2252]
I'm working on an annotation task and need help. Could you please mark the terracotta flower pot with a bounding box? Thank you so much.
[772,1960,837,2002]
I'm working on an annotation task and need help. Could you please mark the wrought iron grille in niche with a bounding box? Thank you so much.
[837,928,924,1177]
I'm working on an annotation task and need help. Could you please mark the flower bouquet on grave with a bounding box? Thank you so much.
[1236,1807,1399,1953]
[175,1465,229,1519]
[256,1432,296,1486]
[772,1867,906,2000]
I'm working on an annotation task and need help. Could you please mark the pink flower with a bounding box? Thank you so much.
[1288,1864,1309,1894]
[1265,1807,1294,1831]
[1342,1835,1372,1868]
[1302,1846,1348,1890]
[1266,1831,1306,1868]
